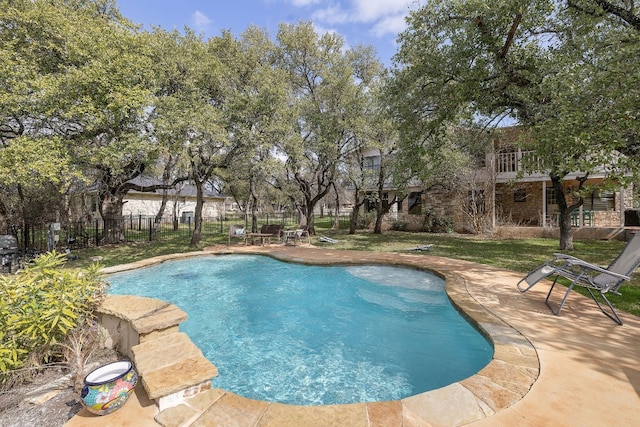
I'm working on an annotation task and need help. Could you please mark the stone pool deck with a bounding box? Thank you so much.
[65,245,640,427]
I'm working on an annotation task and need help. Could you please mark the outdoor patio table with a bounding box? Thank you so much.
[246,232,274,246]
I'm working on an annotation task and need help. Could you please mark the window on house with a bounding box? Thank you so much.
[408,191,422,215]
[546,188,558,205]
[364,191,375,212]
[584,190,616,211]
[514,188,526,203]
[362,156,380,175]
[365,192,390,212]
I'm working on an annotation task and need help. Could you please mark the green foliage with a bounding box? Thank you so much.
[0,252,106,374]
[355,211,375,229]
[390,221,408,231]
[422,209,454,233]
[391,0,640,249]
[276,21,384,229]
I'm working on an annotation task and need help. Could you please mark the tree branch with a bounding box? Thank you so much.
[500,13,524,59]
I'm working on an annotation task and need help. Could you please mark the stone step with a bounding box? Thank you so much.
[131,332,218,411]
[97,295,189,360]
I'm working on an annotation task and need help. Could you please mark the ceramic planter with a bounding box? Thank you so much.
[81,360,138,415]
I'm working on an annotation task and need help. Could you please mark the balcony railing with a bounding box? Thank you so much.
[495,150,538,174]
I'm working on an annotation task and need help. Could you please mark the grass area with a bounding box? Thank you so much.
[67,228,639,317]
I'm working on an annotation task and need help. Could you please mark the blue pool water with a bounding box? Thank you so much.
[107,255,492,405]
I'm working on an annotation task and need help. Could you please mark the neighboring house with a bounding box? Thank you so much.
[122,176,227,221]
[359,127,637,232]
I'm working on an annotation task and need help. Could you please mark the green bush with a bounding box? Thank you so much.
[422,209,454,233]
[390,221,408,231]
[356,211,375,229]
[0,252,106,374]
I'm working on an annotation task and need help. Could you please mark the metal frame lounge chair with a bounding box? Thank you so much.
[517,233,640,325]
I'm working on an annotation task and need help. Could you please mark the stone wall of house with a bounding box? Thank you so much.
[496,182,544,226]
[593,210,621,227]
[395,189,472,232]
[495,181,635,228]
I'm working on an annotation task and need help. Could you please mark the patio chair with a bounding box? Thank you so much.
[228,224,246,245]
[516,233,640,325]
[285,226,310,246]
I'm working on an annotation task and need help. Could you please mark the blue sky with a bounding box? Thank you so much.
[116,0,418,65]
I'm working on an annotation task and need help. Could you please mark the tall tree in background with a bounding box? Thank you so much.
[392,0,640,249]
[277,22,381,233]
[0,0,160,244]
[217,27,289,233]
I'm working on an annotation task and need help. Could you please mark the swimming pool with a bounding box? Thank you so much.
[107,255,493,405]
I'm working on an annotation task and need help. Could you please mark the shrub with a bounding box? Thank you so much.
[390,221,408,231]
[0,252,106,375]
[356,211,375,229]
[422,209,454,233]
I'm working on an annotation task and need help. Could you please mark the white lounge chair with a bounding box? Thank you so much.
[408,244,433,252]
[319,236,339,244]
[516,233,640,325]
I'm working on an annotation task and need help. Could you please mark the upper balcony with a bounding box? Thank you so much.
[494,150,545,182]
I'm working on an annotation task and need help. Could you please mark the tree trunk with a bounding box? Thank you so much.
[190,180,204,246]
[551,174,574,251]
[249,178,259,233]
[100,192,125,244]
[349,188,366,235]
[373,207,384,234]
[172,196,179,231]
[558,209,574,251]
[373,165,387,235]
[153,157,176,236]
[303,200,317,235]
[153,189,169,237]
[332,185,340,230]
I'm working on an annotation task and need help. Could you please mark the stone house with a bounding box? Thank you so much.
[359,127,637,233]
[122,176,227,221]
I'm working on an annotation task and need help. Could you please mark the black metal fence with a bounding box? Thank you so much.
[1,212,353,254]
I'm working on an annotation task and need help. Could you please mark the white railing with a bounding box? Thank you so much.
[495,150,538,174]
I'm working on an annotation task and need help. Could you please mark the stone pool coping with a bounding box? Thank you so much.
[70,246,540,426]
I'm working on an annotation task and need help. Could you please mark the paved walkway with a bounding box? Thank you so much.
[66,246,640,426]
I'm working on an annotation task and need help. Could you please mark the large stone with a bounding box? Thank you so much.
[402,383,488,427]
[258,402,368,427]
[191,391,270,427]
[132,333,218,401]
[132,332,202,374]
[141,357,217,401]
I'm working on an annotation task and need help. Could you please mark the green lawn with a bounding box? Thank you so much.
[69,229,640,318]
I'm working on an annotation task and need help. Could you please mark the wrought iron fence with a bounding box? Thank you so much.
[1,211,356,254]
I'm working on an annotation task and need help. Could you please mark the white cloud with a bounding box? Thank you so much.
[306,0,415,38]
[352,0,412,23]
[311,5,350,25]
[288,0,321,6]
[192,10,212,31]
[371,14,408,37]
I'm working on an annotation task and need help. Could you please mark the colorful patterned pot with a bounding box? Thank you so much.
[81,360,138,415]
